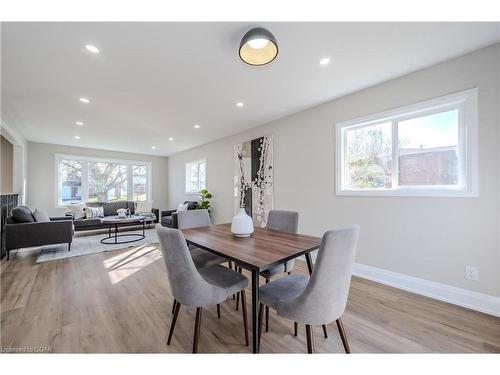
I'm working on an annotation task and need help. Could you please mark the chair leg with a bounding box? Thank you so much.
[336,318,351,354]
[193,307,203,353]
[167,302,181,345]
[235,267,243,309]
[68,242,71,252]
[265,278,270,332]
[258,303,264,347]
[294,322,298,336]
[217,304,221,319]
[305,324,314,354]
[241,290,249,346]
[322,325,328,338]
[172,299,177,314]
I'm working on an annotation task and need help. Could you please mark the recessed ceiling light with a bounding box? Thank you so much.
[319,57,331,66]
[194,124,200,129]
[75,121,84,126]
[79,97,90,104]
[168,137,174,141]
[236,102,244,108]
[74,135,81,140]
[85,44,99,54]
[151,146,157,150]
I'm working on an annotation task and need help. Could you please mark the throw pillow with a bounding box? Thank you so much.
[135,200,153,213]
[176,203,188,213]
[86,206,104,219]
[67,202,86,219]
[32,208,50,222]
[11,206,35,223]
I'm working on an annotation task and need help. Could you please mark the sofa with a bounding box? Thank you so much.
[5,206,73,260]
[67,201,159,232]
[160,200,198,228]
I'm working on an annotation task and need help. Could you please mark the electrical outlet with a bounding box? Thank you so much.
[465,266,479,281]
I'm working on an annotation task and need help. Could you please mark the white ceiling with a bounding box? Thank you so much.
[2,22,500,156]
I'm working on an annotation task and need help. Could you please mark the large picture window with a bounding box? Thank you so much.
[336,89,478,197]
[55,155,151,206]
[185,159,206,193]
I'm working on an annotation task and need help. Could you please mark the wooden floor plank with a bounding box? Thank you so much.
[1,245,499,353]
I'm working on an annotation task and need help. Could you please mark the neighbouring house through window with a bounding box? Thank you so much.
[336,89,478,197]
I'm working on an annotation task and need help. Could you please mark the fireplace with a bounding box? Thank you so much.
[1,193,19,259]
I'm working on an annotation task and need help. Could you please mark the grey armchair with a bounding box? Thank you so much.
[157,225,249,353]
[258,226,360,353]
[160,200,198,228]
[5,216,73,260]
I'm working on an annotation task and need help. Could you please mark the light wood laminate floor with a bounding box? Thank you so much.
[1,244,499,353]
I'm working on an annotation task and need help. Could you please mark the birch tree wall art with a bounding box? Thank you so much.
[233,135,274,227]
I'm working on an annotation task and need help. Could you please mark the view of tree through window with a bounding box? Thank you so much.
[56,156,150,205]
[133,165,148,201]
[346,122,392,189]
[337,89,477,196]
[88,162,128,202]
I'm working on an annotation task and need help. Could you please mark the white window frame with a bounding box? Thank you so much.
[185,159,206,194]
[55,154,152,207]
[335,88,478,197]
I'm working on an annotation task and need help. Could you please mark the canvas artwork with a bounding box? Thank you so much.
[233,135,274,227]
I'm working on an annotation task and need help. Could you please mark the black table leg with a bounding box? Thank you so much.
[142,220,145,236]
[251,269,260,353]
[305,252,314,275]
[114,224,118,244]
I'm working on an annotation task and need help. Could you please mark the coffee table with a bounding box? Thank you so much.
[100,215,151,244]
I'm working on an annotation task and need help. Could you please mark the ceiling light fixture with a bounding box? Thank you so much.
[75,121,84,126]
[319,57,331,66]
[168,137,174,141]
[239,27,278,66]
[74,135,81,139]
[194,124,200,129]
[85,44,100,54]
[236,102,244,108]
[151,146,157,150]
[79,97,90,104]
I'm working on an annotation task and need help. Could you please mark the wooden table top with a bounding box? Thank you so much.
[181,223,322,271]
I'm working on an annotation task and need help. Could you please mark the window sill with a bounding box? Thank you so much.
[336,188,478,198]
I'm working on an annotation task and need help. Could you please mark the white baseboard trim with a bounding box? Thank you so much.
[351,262,500,317]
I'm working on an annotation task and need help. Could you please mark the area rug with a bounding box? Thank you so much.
[36,228,159,263]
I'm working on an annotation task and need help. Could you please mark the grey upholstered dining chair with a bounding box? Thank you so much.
[258,226,360,353]
[157,225,249,353]
[236,210,299,332]
[177,209,227,269]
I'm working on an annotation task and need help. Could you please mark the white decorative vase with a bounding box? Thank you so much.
[116,208,127,218]
[231,208,254,237]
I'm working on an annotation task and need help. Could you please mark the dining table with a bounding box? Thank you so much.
[181,222,322,353]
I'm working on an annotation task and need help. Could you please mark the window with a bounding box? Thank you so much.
[185,159,206,193]
[336,89,478,197]
[55,155,151,206]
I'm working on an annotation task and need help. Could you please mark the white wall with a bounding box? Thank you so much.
[27,142,169,216]
[168,44,500,298]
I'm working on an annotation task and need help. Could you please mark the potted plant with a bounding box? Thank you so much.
[197,189,212,211]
